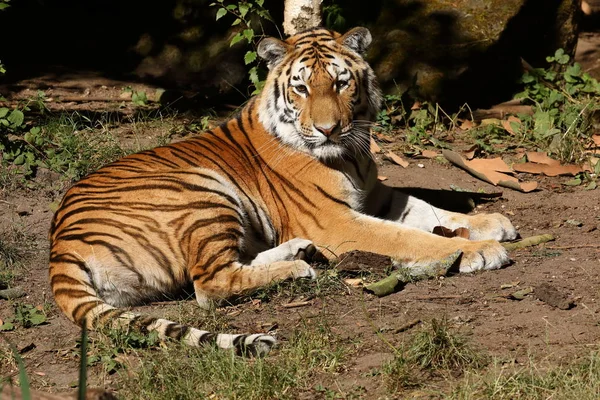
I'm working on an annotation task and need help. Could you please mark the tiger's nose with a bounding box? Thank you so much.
[314,123,339,137]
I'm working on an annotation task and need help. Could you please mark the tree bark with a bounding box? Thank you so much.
[283,0,323,36]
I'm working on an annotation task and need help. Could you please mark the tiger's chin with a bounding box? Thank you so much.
[308,142,347,160]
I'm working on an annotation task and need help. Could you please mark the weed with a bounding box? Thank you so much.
[407,318,486,371]
[0,225,36,288]
[245,266,348,304]
[86,326,160,374]
[383,317,486,393]
[513,49,600,163]
[0,303,47,331]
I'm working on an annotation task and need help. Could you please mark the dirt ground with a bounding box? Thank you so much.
[1,29,600,400]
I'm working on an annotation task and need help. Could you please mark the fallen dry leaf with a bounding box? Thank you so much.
[344,278,364,287]
[443,150,538,193]
[512,162,582,177]
[526,151,560,166]
[374,132,393,143]
[459,119,475,131]
[377,175,388,181]
[421,149,440,159]
[500,116,521,135]
[370,137,382,154]
[480,118,502,126]
[463,145,478,160]
[386,151,409,168]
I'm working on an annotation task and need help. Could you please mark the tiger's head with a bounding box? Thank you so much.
[257,27,382,160]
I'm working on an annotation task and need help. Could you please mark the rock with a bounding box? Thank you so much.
[535,282,575,309]
[354,0,581,109]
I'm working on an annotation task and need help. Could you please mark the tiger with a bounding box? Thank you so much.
[49,26,517,357]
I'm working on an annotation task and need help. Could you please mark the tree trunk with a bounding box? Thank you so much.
[283,0,323,36]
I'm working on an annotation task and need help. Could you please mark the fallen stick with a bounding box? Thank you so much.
[282,300,312,308]
[365,250,462,297]
[393,319,422,333]
[502,234,555,251]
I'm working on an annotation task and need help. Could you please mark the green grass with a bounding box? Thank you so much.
[0,225,36,289]
[112,320,345,400]
[383,317,487,394]
[447,352,600,399]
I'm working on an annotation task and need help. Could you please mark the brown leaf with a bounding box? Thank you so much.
[463,145,478,160]
[370,137,381,154]
[421,149,440,159]
[442,150,538,193]
[513,162,582,177]
[432,226,470,239]
[344,278,364,287]
[459,119,475,131]
[411,101,422,110]
[385,151,409,168]
[526,152,560,166]
[500,116,521,135]
[374,132,393,143]
[377,175,388,181]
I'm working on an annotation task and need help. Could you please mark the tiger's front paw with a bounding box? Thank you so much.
[448,213,517,242]
[290,260,317,280]
[457,239,510,273]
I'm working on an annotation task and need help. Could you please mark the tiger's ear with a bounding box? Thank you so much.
[339,27,372,55]
[257,37,290,69]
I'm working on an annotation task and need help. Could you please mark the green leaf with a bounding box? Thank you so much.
[0,107,8,118]
[232,18,241,25]
[563,177,582,186]
[243,28,254,43]
[215,8,227,20]
[244,50,257,65]
[0,3,10,10]
[230,33,243,46]
[585,181,597,190]
[13,154,24,165]
[238,3,249,18]
[28,310,46,326]
[132,91,148,106]
[7,109,24,127]
[256,0,264,6]
[0,320,14,331]
[29,126,40,135]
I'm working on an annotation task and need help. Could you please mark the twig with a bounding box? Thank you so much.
[282,300,311,308]
[393,319,422,333]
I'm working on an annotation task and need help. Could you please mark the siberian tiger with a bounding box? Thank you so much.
[49,27,517,357]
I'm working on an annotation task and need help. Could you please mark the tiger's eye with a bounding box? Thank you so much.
[294,85,308,95]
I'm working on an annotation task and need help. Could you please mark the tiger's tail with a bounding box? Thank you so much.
[50,259,276,357]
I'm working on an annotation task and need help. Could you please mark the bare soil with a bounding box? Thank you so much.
[1,30,600,399]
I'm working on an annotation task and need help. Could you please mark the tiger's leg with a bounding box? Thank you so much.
[250,238,319,266]
[307,206,511,273]
[365,183,517,241]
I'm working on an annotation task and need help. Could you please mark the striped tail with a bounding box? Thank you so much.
[50,260,276,357]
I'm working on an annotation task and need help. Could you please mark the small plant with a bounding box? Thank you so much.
[211,0,276,94]
[86,327,160,373]
[407,317,486,371]
[383,317,487,393]
[0,303,47,331]
[122,86,148,106]
[514,49,600,163]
